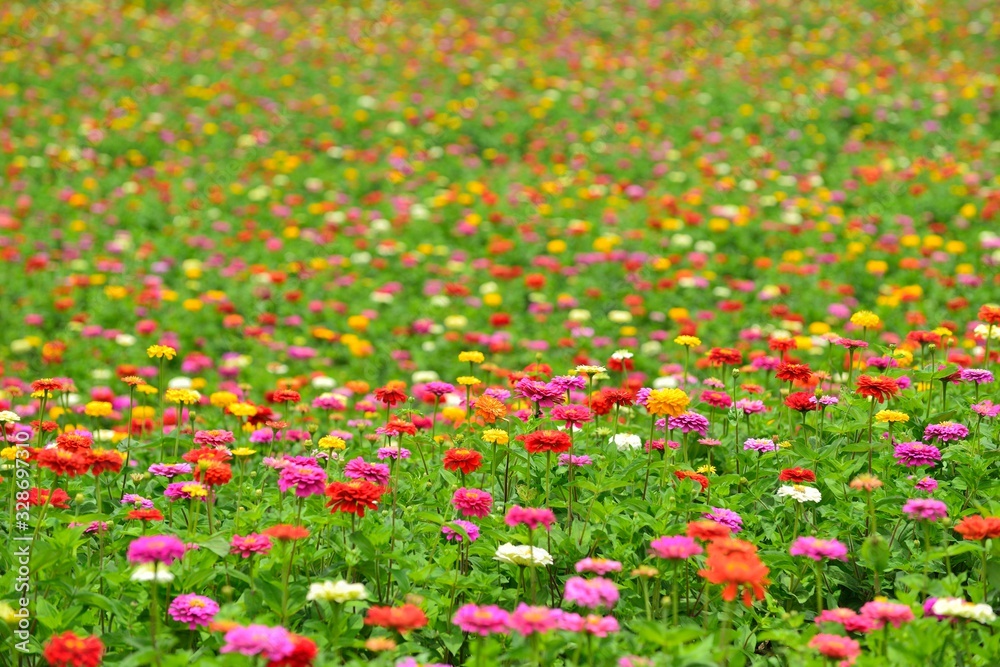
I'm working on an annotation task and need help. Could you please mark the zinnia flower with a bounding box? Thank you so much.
[649,535,703,559]
[789,537,848,561]
[364,604,428,633]
[452,488,493,518]
[168,594,219,629]
[325,480,386,517]
[42,631,104,667]
[452,603,511,636]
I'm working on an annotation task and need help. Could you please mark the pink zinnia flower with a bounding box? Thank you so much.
[343,457,390,485]
[168,594,219,629]
[451,604,511,636]
[808,634,861,663]
[230,533,273,558]
[277,464,328,497]
[894,442,941,467]
[509,604,557,635]
[127,535,187,565]
[649,535,703,560]
[575,558,622,575]
[550,404,592,429]
[193,430,234,447]
[505,505,557,531]
[582,614,620,637]
[859,601,915,629]
[220,625,295,661]
[902,498,947,521]
[452,488,493,518]
[441,520,480,543]
[563,577,619,609]
[789,537,848,561]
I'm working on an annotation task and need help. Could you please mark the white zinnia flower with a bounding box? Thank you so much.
[311,376,337,390]
[611,433,642,451]
[610,349,633,360]
[494,543,553,567]
[932,598,996,624]
[0,411,21,423]
[130,563,174,582]
[776,484,822,503]
[306,580,368,603]
[574,365,607,374]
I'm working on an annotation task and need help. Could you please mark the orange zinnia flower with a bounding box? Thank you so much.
[854,375,899,403]
[954,515,1000,541]
[364,604,428,633]
[698,539,769,607]
[473,395,507,423]
[707,348,743,366]
[686,520,732,542]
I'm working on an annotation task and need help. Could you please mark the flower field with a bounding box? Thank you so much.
[2,0,1000,665]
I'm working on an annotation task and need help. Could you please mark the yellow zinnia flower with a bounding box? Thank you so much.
[645,389,690,417]
[146,345,177,360]
[458,351,485,364]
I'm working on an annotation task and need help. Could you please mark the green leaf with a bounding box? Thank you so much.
[860,534,890,572]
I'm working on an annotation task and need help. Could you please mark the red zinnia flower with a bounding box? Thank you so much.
[603,389,634,406]
[373,386,407,407]
[768,337,797,353]
[954,515,1000,541]
[521,430,572,454]
[31,378,67,393]
[37,449,90,477]
[27,487,71,509]
[128,509,165,522]
[271,389,302,403]
[263,524,311,541]
[42,631,104,667]
[364,604,429,633]
[978,304,1000,325]
[774,363,812,385]
[183,447,232,464]
[707,348,743,366]
[267,634,318,667]
[784,392,819,412]
[382,419,417,436]
[325,480,386,517]
[88,449,125,476]
[55,433,93,452]
[854,375,899,403]
[443,448,484,475]
[674,470,709,491]
[779,468,816,483]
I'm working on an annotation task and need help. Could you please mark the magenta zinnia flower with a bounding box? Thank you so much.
[127,535,187,565]
[902,498,947,521]
[550,404,592,429]
[859,601,915,629]
[509,604,557,635]
[922,422,969,442]
[220,625,295,661]
[664,411,710,436]
[148,463,192,478]
[452,604,511,636]
[343,457,390,485]
[452,488,493,518]
[563,577,619,609]
[230,533,273,558]
[193,430,235,447]
[893,442,941,467]
[575,558,622,575]
[168,594,219,629]
[441,519,480,543]
[703,507,743,533]
[789,537,848,561]
[505,505,557,531]
[649,535,703,560]
[277,464,328,497]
